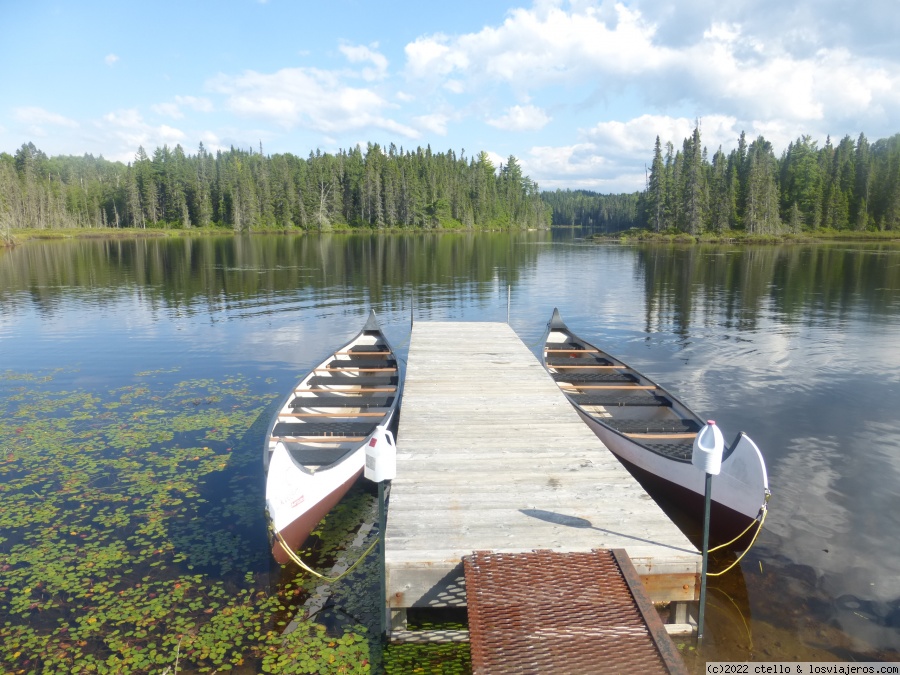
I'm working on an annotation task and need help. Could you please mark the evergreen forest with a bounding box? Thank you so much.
[548,126,900,235]
[4,127,900,238]
[0,142,550,234]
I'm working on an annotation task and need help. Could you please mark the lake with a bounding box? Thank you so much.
[1,231,899,672]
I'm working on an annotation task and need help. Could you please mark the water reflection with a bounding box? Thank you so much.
[637,244,900,338]
[2,233,900,665]
[0,233,541,320]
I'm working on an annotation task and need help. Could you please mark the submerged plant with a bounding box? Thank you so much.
[0,368,470,674]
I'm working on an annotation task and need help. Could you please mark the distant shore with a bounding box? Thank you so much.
[594,228,900,245]
[1,224,533,247]
[4,226,900,248]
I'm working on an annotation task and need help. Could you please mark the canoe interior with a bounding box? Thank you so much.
[544,334,704,463]
[264,315,403,561]
[267,328,401,473]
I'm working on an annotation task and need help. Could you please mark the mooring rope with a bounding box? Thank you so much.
[708,503,768,577]
[271,523,379,583]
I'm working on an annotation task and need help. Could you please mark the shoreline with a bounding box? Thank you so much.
[594,229,900,245]
[4,225,900,248]
[2,224,540,246]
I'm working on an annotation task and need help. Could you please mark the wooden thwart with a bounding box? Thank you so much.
[560,384,658,390]
[279,412,387,418]
[315,367,398,373]
[270,435,365,443]
[550,364,630,370]
[625,432,698,440]
[293,387,397,393]
[544,348,600,353]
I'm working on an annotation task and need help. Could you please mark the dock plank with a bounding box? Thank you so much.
[384,322,700,612]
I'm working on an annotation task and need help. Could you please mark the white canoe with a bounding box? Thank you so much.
[264,311,401,564]
[543,308,769,543]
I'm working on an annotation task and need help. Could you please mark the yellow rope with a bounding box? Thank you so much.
[272,524,379,583]
[709,505,765,553]
[708,505,768,577]
[708,588,753,651]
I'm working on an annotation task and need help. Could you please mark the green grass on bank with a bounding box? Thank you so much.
[599,227,900,245]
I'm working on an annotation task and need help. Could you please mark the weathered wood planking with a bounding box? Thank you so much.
[384,322,700,614]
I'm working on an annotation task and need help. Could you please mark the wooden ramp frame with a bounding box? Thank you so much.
[385,322,700,630]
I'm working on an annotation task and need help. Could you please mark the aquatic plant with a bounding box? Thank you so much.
[0,369,368,673]
[0,368,471,673]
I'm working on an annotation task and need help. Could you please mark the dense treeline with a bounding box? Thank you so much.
[643,125,900,234]
[0,142,550,234]
[541,189,642,232]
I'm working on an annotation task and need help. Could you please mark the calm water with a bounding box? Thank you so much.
[2,232,900,668]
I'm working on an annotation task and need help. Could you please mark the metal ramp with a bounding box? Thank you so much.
[464,549,688,675]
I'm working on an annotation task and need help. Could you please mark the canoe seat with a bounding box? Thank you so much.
[343,345,389,354]
[552,371,636,383]
[272,421,378,437]
[306,375,399,387]
[290,395,394,409]
[326,358,397,369]
[286,447,354,467]
[603,418,701,434]
[548,341,592,352]
[546,355,614,367]
[640,441,694,461]
[568,392,672,407]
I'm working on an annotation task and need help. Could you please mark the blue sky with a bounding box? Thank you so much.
[2,0,898,193]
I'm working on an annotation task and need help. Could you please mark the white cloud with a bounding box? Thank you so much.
[404,4,665,88]
[152,102,183,119]
[527,142,611,178]
[486,104,551,131]
[444,80,465,94]
[152,96,214,119]
[208,67,419,139]
[339,43,389,81]
[413,113,449,135]
[405,33,467,79]
[583,114,745,158]
[99,109,186,160]
[175,95,214,113]
[13,107,79,128]
[105,53,119,66]
[403,2,900,140]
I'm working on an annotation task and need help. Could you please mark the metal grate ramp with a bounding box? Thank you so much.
[464,549,688,675]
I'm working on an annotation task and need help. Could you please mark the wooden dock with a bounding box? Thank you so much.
[385,322,700,631]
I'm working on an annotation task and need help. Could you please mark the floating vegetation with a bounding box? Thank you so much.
[0,368,472,673]
[383,623,472,674]
[0,369,335,673]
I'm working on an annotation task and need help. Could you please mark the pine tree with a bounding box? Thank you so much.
[744,137,781,234]
[680,123,708,234]
[645,137,666,232]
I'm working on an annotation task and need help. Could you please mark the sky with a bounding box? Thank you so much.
[1,0,898,194]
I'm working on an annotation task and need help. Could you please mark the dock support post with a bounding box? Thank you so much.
[379,479,388,641]
[697,471,712,642]
[506,285,511,324]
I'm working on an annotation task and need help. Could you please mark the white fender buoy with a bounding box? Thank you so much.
[692,420,725,476]
[364,425,397,482]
